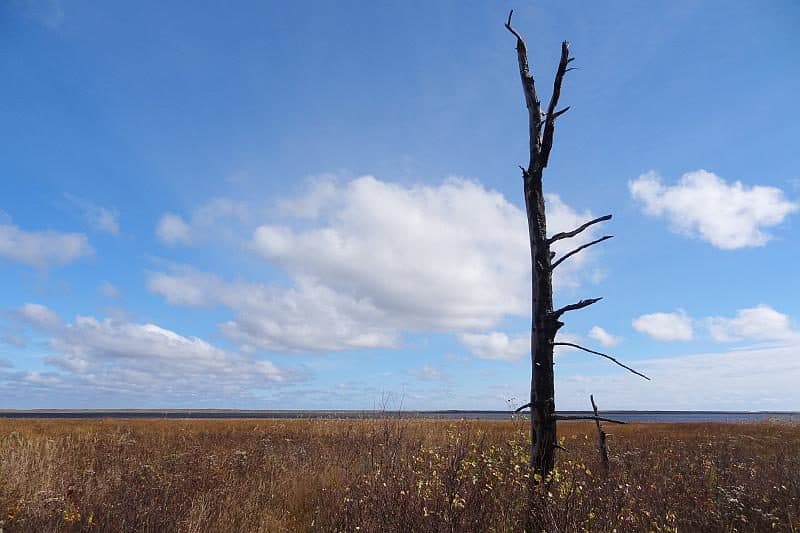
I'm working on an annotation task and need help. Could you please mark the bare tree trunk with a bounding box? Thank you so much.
[529,177,557,476]
[505,11,571,478]
[504,11,649,489]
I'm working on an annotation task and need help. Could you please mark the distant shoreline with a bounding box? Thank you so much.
[0,409,797,422]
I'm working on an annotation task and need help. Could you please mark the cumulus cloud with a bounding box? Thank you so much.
[278,176,339,219]
[151,177,606,353]
[0,222,92,268]
[13,304,305,401]
[409,365,445,381]
[148,269,397,352]
[17,303,62,329]
[706,305,797,343]
[251,177,531,331]
[588,326,621,347]
[556,343,800,410]
[459,332,528,362]
[629,170,798,249]
[98,281,120,299]
[23,371,61,386]
[155,198,248,246]
[64,193,120,236]
[156,213,192,245]
[1,335,26,348]
[632,310,693,341]
[545,194,611,289]
[218,279,398,352]
[459,330,580,361]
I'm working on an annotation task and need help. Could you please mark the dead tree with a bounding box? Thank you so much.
[590,394,611,476]
[504,11,648,478]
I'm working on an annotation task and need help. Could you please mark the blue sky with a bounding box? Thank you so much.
[1,0,798,410]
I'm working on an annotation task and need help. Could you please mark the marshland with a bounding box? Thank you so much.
[0,418,798,532]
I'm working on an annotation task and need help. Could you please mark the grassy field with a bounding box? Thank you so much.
[0,418,797,532]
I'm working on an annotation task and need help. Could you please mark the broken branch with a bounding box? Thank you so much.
[514,402,532,413]
[548,214,612,244]
[540,41,571,168]
[505,10,542,172]
[554,415,626,425]
[551,297,602,319]
[552,342,650,381]
[504,10,524,43]
[551,235,613,270]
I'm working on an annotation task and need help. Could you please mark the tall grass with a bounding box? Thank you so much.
[0,418,797,531]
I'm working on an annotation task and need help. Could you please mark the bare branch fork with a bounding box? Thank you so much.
[552,342,651,381]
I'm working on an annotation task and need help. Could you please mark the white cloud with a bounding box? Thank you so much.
[23,371,61,386]
[155,198,248,246]
[632,310,693,341]
[0,223,92,268]
[553,332,583,356]
[629,170,798,249]
[64,193,120,236]
[588,326,621,347]
[151,177,607,353]
[459,330,582,361]
[409,365,445,381]
[156,213,192,245]
[707,305,797,343]
[218,278,398,352]
[251,177,531,332]
[17,303,62,329]
[556,343,800,411]
[147,271,211,306]
[148,270,397,352]
[14,304,305,401]
[1,335,26,348]
[278,175,339,219]
[192,197,249,226]
[99,281,120,299]
[459,331,528,362]
[545,194,612,289]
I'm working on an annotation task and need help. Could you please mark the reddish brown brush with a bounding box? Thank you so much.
[0,418,797,531]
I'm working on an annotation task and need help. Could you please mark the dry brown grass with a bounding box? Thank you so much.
[0,417,797,532]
